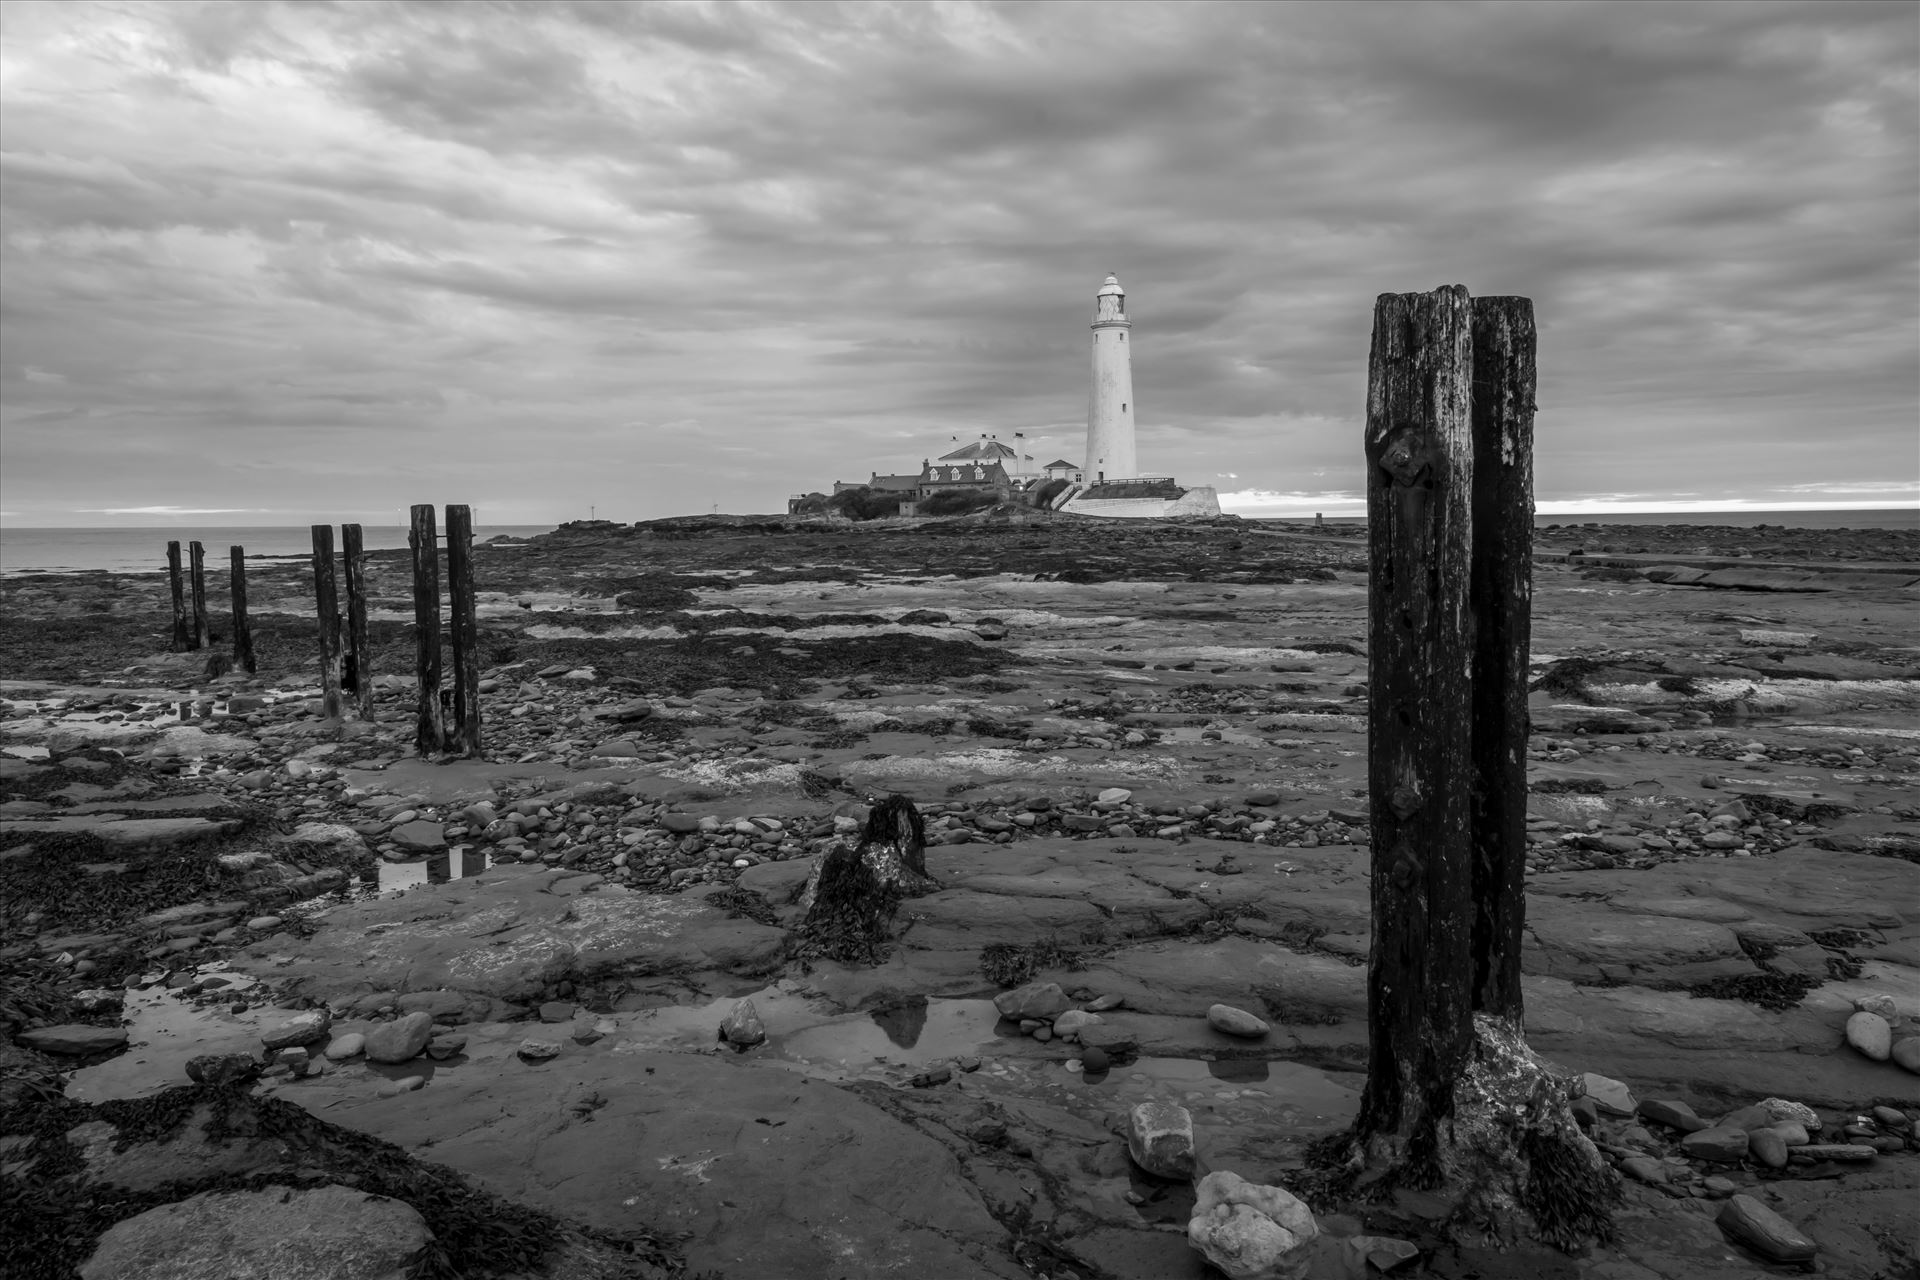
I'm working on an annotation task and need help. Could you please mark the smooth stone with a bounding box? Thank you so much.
[1052,1010,1103,1040]
[323,1033,366,1061]
[1580,1072,1636,1117]
[720,999,766,1047]
[1679,1127,1748,1163]
[1845,1011,1893,1061]
[1791,1144,1876,1163]
[390,819,446,851]
[1126,1101,1196,1180]
[427,1034,467,1060]
[363,1011,434,1064]
[1768,1121,1810,1146]
[17,1024,129,1056]
[1894,1037,1920,1075]
[1871,1105,1909,1131]
[1715,1194,1818,1263]
[1080,1046,1111,1073]
[1206,1003,1271,1039]
[378,1075,426,1098]
[538,1001,576,1023]
[1748,1128,1788,1168]
[993,981,1072,1021]
[260,1009,331,1051]
[1187,1170,1319,1280]
[1618,1156,1667,1185]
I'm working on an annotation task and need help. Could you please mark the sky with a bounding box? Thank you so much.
[1,0,1915,527]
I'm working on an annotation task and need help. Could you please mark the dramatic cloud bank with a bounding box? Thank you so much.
[2,0,1914,525]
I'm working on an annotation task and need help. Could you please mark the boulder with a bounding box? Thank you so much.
[1579,1072,1636,1117]
[1126,1101,1195,1180]
[1845,1011,1892,1061]
[1188,1169,1320,1280]
[362,1012,434,1064]
[77,1183,433,1280]
[993,981,1072,1021]
[17,1024,128,1056]
[1748,1128,1788,1169]
[184,1054,260,1087]
[1894,1038,1920,1075]
[1715,1194,1818,1263]
[1679,1127,1748,1163]
[390,820,446,851]
[260,1009,331,1051]
[721,999,767,1047]
[1207,1004,1270,1038]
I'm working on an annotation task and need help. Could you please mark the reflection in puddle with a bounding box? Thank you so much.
[377,848,491,893]
[1206,1058,1270,1083]
[870,996,928,1050]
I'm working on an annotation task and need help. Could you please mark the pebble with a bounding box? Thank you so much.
[1894,1038,1920,1075]
[427,1034,467,1060]
[1080,1046,1110,1073]
[1716,1195,1818,1263]
[260,1009,331,1051]
[1748,1128,1788,1168]
[1844,1011,1892,1061]
[517,1039,561,1062]
[1637,1098,1709,1133]
[720,999,766,1047]
[364,1011,435,1064]
[1206,1003,1270,1038]
[1853,994,1899,1019]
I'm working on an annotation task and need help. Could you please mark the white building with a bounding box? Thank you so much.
[1084,274,1137,484]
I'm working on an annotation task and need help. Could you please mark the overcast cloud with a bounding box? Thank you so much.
[2,0,1915,525]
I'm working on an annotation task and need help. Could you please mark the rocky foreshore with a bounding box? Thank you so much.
[4,514,1918,1279]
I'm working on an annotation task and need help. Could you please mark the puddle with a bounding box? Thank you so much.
[376,848,492,892]
[69,969,265,1103]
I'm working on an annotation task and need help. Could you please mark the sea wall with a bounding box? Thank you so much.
[1061,486,1221,520]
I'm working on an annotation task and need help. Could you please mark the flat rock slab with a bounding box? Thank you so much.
[78,1183,432,1280]
[0,815,241,850]
[324,1049,1027,1279]
[238,866,784,1002]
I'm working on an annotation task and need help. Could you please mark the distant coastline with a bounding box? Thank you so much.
[2,509,1913,575]
[0,524,558,576]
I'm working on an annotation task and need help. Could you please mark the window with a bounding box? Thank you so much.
[1122,404,1127,413]
[1119,333,1125,342]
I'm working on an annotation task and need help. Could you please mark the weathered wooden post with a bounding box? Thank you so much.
[409,504,445,754]
[229,546,255,674]
[188,540,209,650]
[166,541,190,652]
[310,525,343,720]
[341,523,375,721]
[1356,285,1477,1171]
[1468,297,1537,1022]
[444,504,481,756]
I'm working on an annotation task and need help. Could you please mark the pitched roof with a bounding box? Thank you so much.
[920,460,1009,485]
[1043,459,1078,470]
[938,438,1018,463]
[868,473,920,491]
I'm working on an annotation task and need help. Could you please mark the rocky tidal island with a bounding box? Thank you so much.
[3,511,1918,1280]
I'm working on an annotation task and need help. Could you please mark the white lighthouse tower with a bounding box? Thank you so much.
[1084,273,1137,484]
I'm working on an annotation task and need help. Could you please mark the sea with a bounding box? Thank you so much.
[0,525,557,576]
[1262,507,1917,531]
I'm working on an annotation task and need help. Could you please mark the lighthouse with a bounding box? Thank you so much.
[1084,273,1137,484]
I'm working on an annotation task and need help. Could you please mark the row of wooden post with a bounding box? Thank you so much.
[167,540,255,674]
[166,504,481,757]
[308,504,481,756]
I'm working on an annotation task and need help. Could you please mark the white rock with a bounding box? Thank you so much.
[1853,994,1898,1020]
[1127,1101,1195,1179]
[1580,1072,1636,1117]
[1188,1169,1320,1280]
[721,999,766,1046]
[1846,1011,1892,1061]
[260,1008,331,1051]
[1756,1098,1820,1129]
[323,1033,365,1061]
[1096,787,1133,805]
[1207,1004,1271,1039]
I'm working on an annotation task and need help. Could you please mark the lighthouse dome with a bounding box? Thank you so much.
[1096,274,1123,296]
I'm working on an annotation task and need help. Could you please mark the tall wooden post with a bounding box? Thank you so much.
[188,541,209,650]
[1356,286,1477,1174]
[166,541,190,652]
[1468,298,1537,1023]
[444,504,482,757]
[311,525,343,720]
[409,505,445,754]
[341,523,375,721]
[229,546,255,674]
